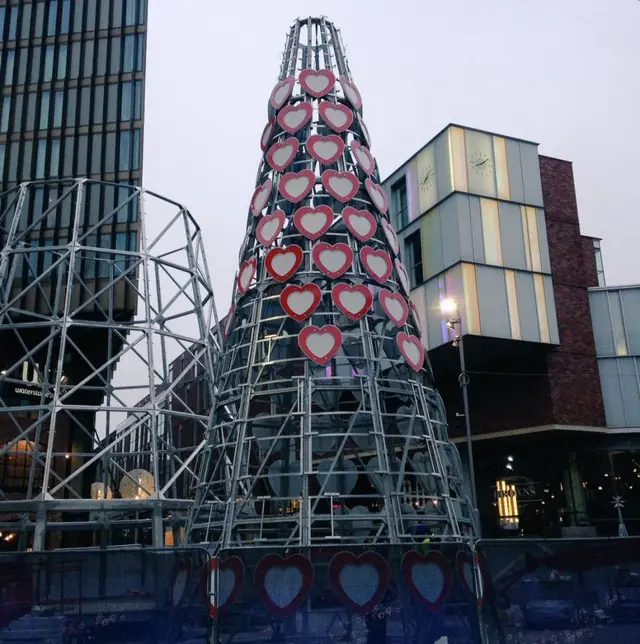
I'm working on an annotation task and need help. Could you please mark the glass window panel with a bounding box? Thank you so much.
[133,80,142,119]
[63,136,74,176]
[506,139,525,204]
[5,50,15,84]
[405,233,423,288]
[598,359,626,427]
[123,35,135,72]
[610,291,629,356]
[50,139,60,176]
[29,46,41,83]
[20,4,32,39]
[21,140,33,179]
[622,289,640,354]
[505,270,521,340]
[79,87,91,125]
[0,144,5,179]
[70,41,81,78]
[136,35,144,70]
[110,36,122,74]
[26,92,37,131]
[115,232,127,273]
[466,129,496,197]
[53,91,64,128]
[72,0,83,32]
[83,40,94,77]
[107,83,118,122]
[590,291,615,356]
[34,2,45,38]
[417,142,437,214]
[520,142,544,207]
[76,134,88,175]
[493,136,510,201]
[391,178,408,230]
[47,0,58,36]
[120,81,132,121]
[124,0,138,26]
[543,275,559,344]
[57,44,68,79]
[112,1,124,28]
[99,0,110,30]
[13,93,23,133]
[85,0,97,31]
[96,39,107,76]
[91,133,103,175]
[93,84,104,124]
[533,273,550,343]
[17,47,28,85]
[620,358,640,427]
[36,140,47,179]
[440,195,461,270]
[449,126,468,192]
[421,208,443,278]
[515,271,540,343]
[476,265,510,339]
[8,142,19,181]
[498,202,526,270]
[43,45,55,81]
[0,8,5,37]
[480,198,502,265]
[461,263,481,335]
[119,130,131,170]
[42,239,54,273]
[61,0,70,34]
[98,232,111,277]
[8,5,17,39]
[104,131,116,172]
[66,88,77,126]
[0,96,10,133]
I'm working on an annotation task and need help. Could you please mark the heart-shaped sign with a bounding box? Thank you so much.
[293,205,334,240]
[250,178,273,217]
[299,68,335,98]
[256,209,286,246]
[255,554,314,617]
[307,134,345,165]
[456,551,485,604]
[332,283,372,321]
[402,550,452,611]
[358,114,372,147]
[210,556,245,617]
[269,76,295,110]
[395,259,411,294]
[381,218,400,255]
[379,288,409,327]
[342,206,377,242]
[396,332,424,372]
[321,170,359,203]
[329,551,390,615]
[350,141,376,176]
[319,101,354,134]
[360,246,392,284]
[237,256,257,294]
[365,178,388,215]
[312,242,353,279]
[267,137,300,172]
[280,283,321,321]
[339,74,363,110]
[265,245,303,282]
[277,102,313,134]
[299,324,342,365]
[279,170,315,203]
[260,117,275,151]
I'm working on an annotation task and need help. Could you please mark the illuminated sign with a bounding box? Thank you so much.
[5,361,68,398]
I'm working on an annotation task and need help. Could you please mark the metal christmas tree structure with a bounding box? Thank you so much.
[186,16,475,550]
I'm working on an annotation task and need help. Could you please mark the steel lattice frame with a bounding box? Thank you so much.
[186,17,476,551]
[0,179,220,550]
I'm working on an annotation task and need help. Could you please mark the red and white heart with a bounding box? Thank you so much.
[250,179,272,217]
[339,74,363,110]
[395,259,411,294]
[279,170,315,203]
[307,134,344,165]
[456,552,485,604]
[298,324,342,365]
[211,556,245,616]
[381,218,400,255]
[360,246,392,284]
[342,206,377,242]
[260,117,276,151]
[269,76,295,110]
[312,242,353,279]
[379,288,409,327]
[237,256,257,294]
[319,101,354,133]
[322,170,359,203]
[280,283,322,321]
[256,209,286,246]
[332,283,372,321]
[358,114,372,147]
[328,551,390,616]
[254,554,314,617]
[396,332,424,372]
[365,178,388,215]
[299,68,335,98]
[265,245,303,282]
[350,141,376,176]
[266,137,299,172]
[293,205,334,240]
[401,551,452,611]
[277,102,313,134]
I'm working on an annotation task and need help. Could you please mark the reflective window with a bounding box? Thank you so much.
[66,88,77,126]
[50,139,60,176]
[110,37,121,74]
[29,47,41,83]
[61,0,70,34]
[0,144,5,178]
[93,84,105,124]
[121,81,132,120]
[8,5,17,40]
[20,4,32,40]
[5,50,15,84]
[8,142,19,181]
[0,8,5,37]
[76,134,88,174]
[405,232,423,288]
[63,136,74,176]
[391,178,408,230]
[34,2,45,38]
[112,0,124,28]
[83,40,94,77]
[105,132,116,172]
[12,94,23,133]
[53,91,64,128]
[124,0,142,26]
[47,0,58,36]
[72,1,84,33]
[17,47,28,85]
[85,0,97,31]
[99,0,110,30]
[79,87,91,125]
[1,96,11,133]
[26,92,37,131]
[43,45,55,82]
[21,140,33,179]
[107,83,118,122]
[36,140,47,179]
[96,38,107,76]
[118,129,143,171]
[70,41,81,78]
[91,133,103,174]
[57,44,68,79]
[132,129,141,170]
[123,34,144,72]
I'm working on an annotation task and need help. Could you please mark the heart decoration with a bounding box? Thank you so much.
[265,245,303,282]
[279,170,315,203]
[277,102,313,134]
[456,551,485,605]
[299,324,342,365]
[266,137,300,172]
[402,550,452,611]
[293,205,334,240]
[171,560,191,608]
[342,206,377,242]
[395,259,411,294]
[332,283,372,321]
[379,288,409,327]
[299,68,335,98]
[260,117,275,151]
[319,101,354,134]
[237,256,257,294]
[365,178,388,215]
[328,551,390,615]
[339,74,363,110]
[269,76,295,110]
[268,460,302,497]
[358,114,372,147]
[307,134,345,165]
[396,332,424,372]
[360,247,392,284]
[312,242,353,279]
[255,554,314,617]
[209,556,245,617]
[317,458,358,495]
[256,209,286,246]
[350,141,376,176]
[250,179,273,217]
[381,218,400,255]
[280,283,322,321]
[321,170,360,203]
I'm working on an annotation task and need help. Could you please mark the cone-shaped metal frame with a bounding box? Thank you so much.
[187,17,475,550]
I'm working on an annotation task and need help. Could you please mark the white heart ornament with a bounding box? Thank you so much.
[339,74,363,110]
[307,134,344,165]
[312,242,353,279]
[250,179,272,217]
[382,219,400,255]
[378,288,409,327]
[256,209,286,246]
[342,206,377,242]
[332,283,372,321]
[237,257,257,295]
[267,137,299,172]
[322,170,359,203]
[365,178,388,215]
[279,170,315,203]
[277,102,313,134]
[351,141,376,176]
[360,247,392,283]
[299,324,342,365]
[319,101,354,134]
[269,76,295,110]
[260,117,275,151]
[395,259,411,294]
[299,68,335,98]
[396,332,424,372]
[293,205,334,240]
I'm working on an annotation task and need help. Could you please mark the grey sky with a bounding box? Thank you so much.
[143,0,640,318]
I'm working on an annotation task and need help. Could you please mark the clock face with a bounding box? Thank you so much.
[469,151,494,176]
[420,164,435,191]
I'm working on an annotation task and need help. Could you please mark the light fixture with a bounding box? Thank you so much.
[440,298,457,315]
[506,463,513,471]
[507,456,514,462]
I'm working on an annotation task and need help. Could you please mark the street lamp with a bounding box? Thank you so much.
[440,298,481,536]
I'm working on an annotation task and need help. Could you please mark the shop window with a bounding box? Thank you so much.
[0,440,43,492]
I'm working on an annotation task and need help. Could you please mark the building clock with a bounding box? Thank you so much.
[469,150,494,177]
[420,164,435,193]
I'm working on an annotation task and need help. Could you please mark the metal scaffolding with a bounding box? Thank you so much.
[0,179,220,551]
[186,17,475,550]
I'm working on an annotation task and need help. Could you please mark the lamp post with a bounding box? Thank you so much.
[440,298,481,536]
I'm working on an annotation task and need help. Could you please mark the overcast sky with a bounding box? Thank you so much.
[142,0,640,319]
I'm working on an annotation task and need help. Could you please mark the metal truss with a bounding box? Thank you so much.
[186,17,476,550]
[0,179,220,551]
